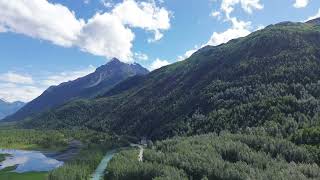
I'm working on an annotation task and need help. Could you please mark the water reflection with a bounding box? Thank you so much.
[0,149,63,173]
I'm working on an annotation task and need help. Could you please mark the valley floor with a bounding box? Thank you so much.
[0,126,127,180]
[0,125,319,180]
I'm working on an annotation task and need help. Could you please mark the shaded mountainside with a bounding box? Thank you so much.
[26,19,320,140]
[0,99,25,120]
[5,58,148,121]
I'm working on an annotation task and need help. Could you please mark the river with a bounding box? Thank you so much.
[91,149,118,180]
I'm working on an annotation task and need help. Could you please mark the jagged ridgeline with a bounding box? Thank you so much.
[25,19,320,140]
[5,59,149,121]
[0,99,25,120]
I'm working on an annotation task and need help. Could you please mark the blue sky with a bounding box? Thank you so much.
[0,0,319,102]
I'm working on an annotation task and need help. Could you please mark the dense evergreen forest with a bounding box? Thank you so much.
[106,132,320,180]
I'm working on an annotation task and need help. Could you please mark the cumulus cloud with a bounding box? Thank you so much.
[112,0,170,39]
[0,72,34,84]
[177,17,251,62]
[149,58,170,70]
[78,13,135,62]
[0,0,171,62]
[177,0,261,62]
[207,0,263,46]
[0,0,84,47]
[293,0,309,8]
[0,83,44,103]
[207,17,251,46]
[0,72,40,102]
[0,66,96,102]
[221,0,263,18]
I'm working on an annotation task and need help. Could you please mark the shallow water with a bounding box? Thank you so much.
[0,149,63,173]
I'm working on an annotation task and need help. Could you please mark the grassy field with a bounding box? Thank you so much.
[0,166,47,180]
[0,128,68,151]
[0,171,47,180]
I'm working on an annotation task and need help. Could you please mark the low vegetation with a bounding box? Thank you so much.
[0,165,47,180]
[48,145,106,180]
[0,127,118,151]
[0,128,68,150]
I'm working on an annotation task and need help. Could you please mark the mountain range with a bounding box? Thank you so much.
[4,58,149,121]
[0,99,25,120]
[5,18,318,141]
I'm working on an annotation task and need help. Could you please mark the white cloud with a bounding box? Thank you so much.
[0,0,84,47]
[112,0,171,42]
[101,0,114,8]
[78,13,135,62]
[207,17,251,46]
[177,47,199,61]
[177,0,258,62]
[293,0,309,8]
[41,65,96,86]
[0,72,34,84]
[0,66,96,102]
[305,9,320,22]
[205,0,262,47]
[149,58,170,70]
[0,83,44,103]
[221,0,263,18]
[0,0,171,62]
[177,17,252,62]
[134,52,149,61]
[211,11,221,19]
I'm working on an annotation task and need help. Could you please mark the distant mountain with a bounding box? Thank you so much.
[5,58,149,121]
[0,99,25,120]
[26,18,320,140]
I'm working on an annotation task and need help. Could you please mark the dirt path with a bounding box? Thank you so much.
[130,144,144,162]
[138,146,143,162]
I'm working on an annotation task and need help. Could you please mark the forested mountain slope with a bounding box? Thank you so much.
[26,19,320,140]
[5,58,148,121]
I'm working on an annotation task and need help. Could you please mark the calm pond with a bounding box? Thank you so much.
[0,149,63,173]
